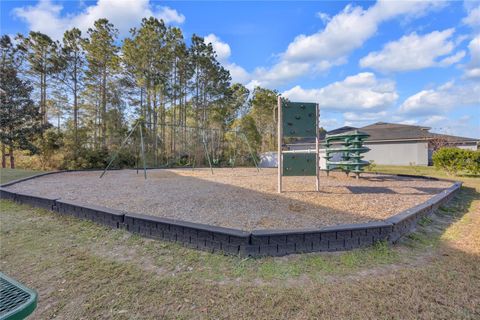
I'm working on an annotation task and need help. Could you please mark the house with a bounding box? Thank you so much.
[260,122,479,167]
[359,122,478,165]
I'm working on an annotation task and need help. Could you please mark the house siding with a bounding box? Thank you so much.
[364,141,429,166]
[457,144,478,151]
[263,142,430,167]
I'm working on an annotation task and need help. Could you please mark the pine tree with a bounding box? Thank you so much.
[122,17,172,164]
[249,87,278,152]
[190,34,231,128]
[83,19,119,148]
[54,28,85,153]
[18,31,57,125]
[0,36,46,168]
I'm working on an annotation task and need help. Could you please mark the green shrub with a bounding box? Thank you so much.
[61,147,135,170]
[432,147,480,175]
[465,149,480,175]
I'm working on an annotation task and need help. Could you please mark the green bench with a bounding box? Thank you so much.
[0,272,37,320]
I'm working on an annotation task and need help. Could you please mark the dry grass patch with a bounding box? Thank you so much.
[1,166,479,319]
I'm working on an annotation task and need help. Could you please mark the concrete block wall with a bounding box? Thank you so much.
[123,212,250,255]
[246,221,393,257]
[56,199,124,228]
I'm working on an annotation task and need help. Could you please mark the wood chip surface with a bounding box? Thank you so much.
[6,168,454,230]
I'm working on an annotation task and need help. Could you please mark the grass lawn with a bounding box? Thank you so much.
[0,168,47,184]
[0,166,479,319]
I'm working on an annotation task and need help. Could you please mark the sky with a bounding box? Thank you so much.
[1,0,479,138]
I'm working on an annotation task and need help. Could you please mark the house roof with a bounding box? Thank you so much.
[360,122,479,143]
[288,122,479,145]
[325,126,357,136]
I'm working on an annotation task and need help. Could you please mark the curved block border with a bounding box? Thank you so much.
[0,170,461,257]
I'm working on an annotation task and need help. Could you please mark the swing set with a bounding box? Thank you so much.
[100,119,260,179]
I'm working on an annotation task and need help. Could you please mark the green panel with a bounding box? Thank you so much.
[283,153,317,176]
[282,101,316,138]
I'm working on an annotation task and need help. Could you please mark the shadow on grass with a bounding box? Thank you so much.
[400,185,479,251]
[236,184,479,282]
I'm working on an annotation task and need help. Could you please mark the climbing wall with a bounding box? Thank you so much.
[283,153,317,176]
[282,102,317,138]
[281,101,317,177]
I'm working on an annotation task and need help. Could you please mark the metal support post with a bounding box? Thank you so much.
[139,123,147,180]
[201,130,214,175]
[315,103,320,192]
[277,96,282,193]
[100,121,140,178]
[241,133,260,172]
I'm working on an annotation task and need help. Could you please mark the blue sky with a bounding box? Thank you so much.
[2,0,479,137]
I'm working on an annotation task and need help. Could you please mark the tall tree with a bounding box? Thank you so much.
[248,87,278,152]
[1,35,46,168]
[212,83,249,129]
[0,35,22,70]
[83,19,119,148]
[167,27,187,155]
[18,31,57,125]
[170,34,192,153]
[190,34,231,128]
[123,17,173,164]
[55,28,85,153]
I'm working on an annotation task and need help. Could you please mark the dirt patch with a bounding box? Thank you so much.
[6,168,453,230]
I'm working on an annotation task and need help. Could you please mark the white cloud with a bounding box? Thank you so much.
[343,111,388,122]
[13,0,65,39]
[282,72,398,112]
[226,63,251,85]
[154,6,185,24]
[439,50,466,66]
[204,34,250,84]
[204,34,231,63]
[248,61,311,88]
[338,110,390,128]
[315,12,331,24]
[13,0,185,40]
[399,81,480,115]
[397,119,419,126]
[246,0,443,88]
[360,29,464,72]
[465,68,480,78]
[462,4,480,28]
[284,5,377,63]
[423,115,447,126]
[319,117,339,129]
[464,35,480,79]
[404,115,479,138]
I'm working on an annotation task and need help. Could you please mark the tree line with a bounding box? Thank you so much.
[0,17,281,169]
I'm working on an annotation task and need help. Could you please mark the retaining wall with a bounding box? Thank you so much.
[0,171,462,257]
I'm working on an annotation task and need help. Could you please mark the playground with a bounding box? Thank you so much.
[1,99,462,258]
[5,168,454,230]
